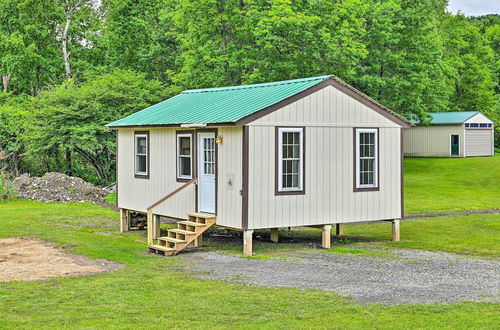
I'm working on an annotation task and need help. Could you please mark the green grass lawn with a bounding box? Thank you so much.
[404,156,500,214]
[0,201,499,329]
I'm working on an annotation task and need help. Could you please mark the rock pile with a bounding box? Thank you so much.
[12,172,107,203]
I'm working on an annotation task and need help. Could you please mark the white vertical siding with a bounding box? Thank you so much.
[404,126,464,157]
[246,85,402,229]
[117,126,243,227]
[117,128,194,219]
[215,126,243,228]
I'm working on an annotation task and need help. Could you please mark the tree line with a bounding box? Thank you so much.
[0,0,499,185]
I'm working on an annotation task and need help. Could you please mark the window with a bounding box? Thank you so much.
[355,128,378,190]
[480,123,489,128]
[135,132,149,178]
[177,133,193,180]
[276,127,304,194]
[470,123,479,127]
[465,123,470,127]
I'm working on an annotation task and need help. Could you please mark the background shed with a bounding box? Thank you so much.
[404,112,494,157]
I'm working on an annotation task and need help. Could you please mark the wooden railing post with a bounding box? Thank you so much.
[146,179,197,246]
[147,209,154,245]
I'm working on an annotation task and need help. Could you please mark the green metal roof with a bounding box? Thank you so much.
[416,112,480,125]
[106,75,331,127]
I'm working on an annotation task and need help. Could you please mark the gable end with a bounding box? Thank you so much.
[236,77,411,128]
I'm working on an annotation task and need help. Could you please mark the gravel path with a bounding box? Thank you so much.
[183,249,500,305]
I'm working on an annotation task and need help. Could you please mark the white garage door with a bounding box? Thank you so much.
[465,129,493,157]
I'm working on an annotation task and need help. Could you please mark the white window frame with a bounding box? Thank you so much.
[278,127,304,192]
[355,128,378,189]
[135,133,148,176]
[177,133,193,179]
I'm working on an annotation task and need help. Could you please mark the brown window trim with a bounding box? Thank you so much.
[176,130,195,182]
[134,131,150,179]
[275,126,306,196]
[353,127,379,192]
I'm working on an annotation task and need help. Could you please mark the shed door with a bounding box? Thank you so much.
[450,135,459,156]
[198,132,216,214]
[465,129,493,157]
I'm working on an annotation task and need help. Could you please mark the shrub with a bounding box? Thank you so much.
[0,172,16,201]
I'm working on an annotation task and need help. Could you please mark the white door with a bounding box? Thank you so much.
[465,129,493,157]
[198,132,216,214]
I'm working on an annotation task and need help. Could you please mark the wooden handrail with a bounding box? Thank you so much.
[147,178,197,210]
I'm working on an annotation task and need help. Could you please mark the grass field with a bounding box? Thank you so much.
[1,157,499,328]
[404,156,500,214]
[0,201,499,329]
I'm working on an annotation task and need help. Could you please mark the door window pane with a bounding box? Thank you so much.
[203,137,215,175]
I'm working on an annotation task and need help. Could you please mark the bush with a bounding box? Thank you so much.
[0,172,16,201]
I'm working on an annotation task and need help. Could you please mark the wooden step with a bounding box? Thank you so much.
[188,213,216,219]
[157,236,186,244]
[178,220,207,227]
[169,229,196,235]
[148,244,175,252]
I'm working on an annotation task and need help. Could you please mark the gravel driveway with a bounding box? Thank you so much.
[183,249,500,305]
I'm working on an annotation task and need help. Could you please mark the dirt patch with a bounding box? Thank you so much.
[12,172,107,203]
[0,238,123,282]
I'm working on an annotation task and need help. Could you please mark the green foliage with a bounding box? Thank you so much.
[0,172,16,201]
[354,0,450,122]
[103,191,117,205]
[23,69,166,183]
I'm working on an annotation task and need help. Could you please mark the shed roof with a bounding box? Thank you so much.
[419,112,480,125]
[106,75,411,128]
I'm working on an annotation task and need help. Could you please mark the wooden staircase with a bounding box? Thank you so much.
[148,213,216,256]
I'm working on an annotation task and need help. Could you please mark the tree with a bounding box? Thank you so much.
[171,0,368,89]
[353,0,450,122]
[25,70,167,183]
[440,14,496,112]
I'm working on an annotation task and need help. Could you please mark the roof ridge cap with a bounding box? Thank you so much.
[181,75,331,94]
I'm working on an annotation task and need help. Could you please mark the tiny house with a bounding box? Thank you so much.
[404,112,495,157]
[107,75,411,256]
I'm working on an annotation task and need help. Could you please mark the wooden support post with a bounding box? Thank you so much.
[194,234,203,248]
[120,209,129,233]
[322,225,331,249]
[392,219,400,242]
[147,209,154,245]
[153,214,160,241]
[336,223,344,236]
[270,228,279,243]
[243,230,253,257]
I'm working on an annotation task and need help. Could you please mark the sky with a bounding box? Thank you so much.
[447,0,500,16]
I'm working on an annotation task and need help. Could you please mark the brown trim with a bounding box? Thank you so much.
[195,128,218,215]
[147,178,197,210]
[353,127,380,192]
[175,130,195,182]
[134,131,150,179]
[400,128,404,218]
[275,126,306,196]
[241,126,249,229]
[236,77,412,128]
